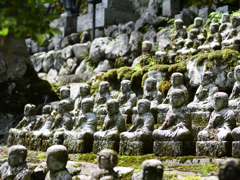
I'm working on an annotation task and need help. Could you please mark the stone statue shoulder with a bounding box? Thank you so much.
[85,112,97,132]
[116,111,125,133]
[141,112,154,132]
[45,169,72,180]
[221,108,237,130]
[0,162,9,179]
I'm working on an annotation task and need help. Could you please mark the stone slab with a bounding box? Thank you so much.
[196,141,232,157]
[232,141,240,158]
[93,139,119,153]
[77,9,139,32]
[162,0,180,17]
[191,111,210,125]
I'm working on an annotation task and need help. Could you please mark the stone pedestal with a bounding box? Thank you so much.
[162,0,180,17]
[232,141,240,158]
[196,141,232,157]
[119,140,153,156]
[191,111,211,125]
[153,141,195,157]
[93,139,119,153]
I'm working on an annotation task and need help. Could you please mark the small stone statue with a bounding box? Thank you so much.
[94,81,112,116]
[221,16,240,51]
[218,159,240,180]
[132,159,164,180]
[142,41,153,55]
[153,89,192,141]
[219,13,233,40]
[193,17,204,32]
[198,23,222,52]
[197,92,237,141]
[45,145,72,180]
[90,149,118,180]
[60,86,74,111]
[171,19,187,42]
[121,99,154,141]
[228,65,240,109]
[117,80,137,123]
[61,0,81,17]
[0,145,31,180]
[188,71,219,112]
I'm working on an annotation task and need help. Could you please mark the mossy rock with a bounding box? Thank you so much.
[117,66,135,81]
[131,66,149,91]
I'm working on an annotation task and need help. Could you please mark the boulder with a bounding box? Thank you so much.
[120,21,135,35]
[30,52,46,73]
[89,37,112,64]
[129,31,143,58]
[72,43,90,60]
[47,69,58,84]
[104,25,119,37]
[53,50,64,71]
[62,45,74,60]
[42,50,55,73]
[93,60,114,74]
[105,34,130,60]
[61,35,70,49]
[143,30,157,48]
[75,59,94,81]
[59,58,78,76]
[157,28,171,50]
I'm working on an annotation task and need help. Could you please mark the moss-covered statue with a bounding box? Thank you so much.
[93,99,125,152]
[64,98,97,152]
[94,81,112,116]
[132,159,164,180]
[90,149,118,180]
[117,80,137,124]
[0,145,31,180]
[219,13,232,40]
[197,92,237,141]
[188,71,219,112]
[153,89,192,141]
[8,104,36,146]
[171,19,187,43]
[45,145,72,180]
[228,65,240,109]
[72,84,92,118]
[222,16,240,51]
[198,23,222,52]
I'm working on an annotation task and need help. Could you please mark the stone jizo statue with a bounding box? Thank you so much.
[60,86,74,111]
[197,92,237,141]
[90,149,118,180]
[0,145,31,180]
[45,145,72,180]
[153,89,192,141]
[218,159,240,180]
[142,41,153,55]
[171,19,187,42]
[188,71,219,112]
[219,13,232,40]
[121,99,154,141]
[228,65,240,109]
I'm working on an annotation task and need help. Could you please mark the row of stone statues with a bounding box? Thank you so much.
[1,145,240,180]
[156,14,240,63]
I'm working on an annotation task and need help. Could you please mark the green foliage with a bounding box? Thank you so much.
[158,78,171,96]
[188,24,195,31]
[204,12,222,27]
[201,161,211,176]
[231,9,240,17]
[78,152,97,163]
[0,0,61,46]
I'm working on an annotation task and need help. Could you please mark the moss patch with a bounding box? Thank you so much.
[78,153,97,163]
[158,78,171,97]
[117,67,135,81]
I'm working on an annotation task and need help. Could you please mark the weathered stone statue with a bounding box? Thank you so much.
[8,104,36,146]
[61,0,81,17]
[120,99,154,155]
[222,16,240,51]
[90,149,118,180]
[60,86,74,111]
[219,13,233,40]
[117,80,137,123]
[93,99,125,152]
[177,28,199,55]
[197,92,236,141]
[193,17,204,32]
[132,159,164,180]
[0,145,31,180]
[228,65,240,109]
[94,81,112,116]
[64,98,97,153]
[45,145,72,180]
[171,19,187,42]
[198,23,222,52]
[218,159,240,180]
[153,89,192,141]
[142,41,153,55]
[188,71,219,112]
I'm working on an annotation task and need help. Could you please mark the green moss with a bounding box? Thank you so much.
[168,61,187,74]
[117,66,135,81]
[131,67,149,91]
[78,152,97,163]
[90,80,101,95]
[141,72,149,88]
[36,152,45,159]
[158,78,171,97]
[103,69,118,82]
[188,24,195,31]
[159,65,171,72]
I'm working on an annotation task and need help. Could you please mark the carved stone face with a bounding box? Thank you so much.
[171,73,183,87]
[210,23,219,34]
[24,104,36,116]
[97,149,118,169]
[106,100,119,116]
[42,105,52,115]
[194,17,203,28]
[188,29,198,40]
[60,87,70,100]
[99,82,109,94]
[174,20,183,30]
[121,80,131,93]
[80,85,90,96]
[222,13,230,23]
[58,100,70,114]
[201,72,213,86]
[232,16,240,28]
[170,89,185,108]
[137,100,150,115]
[8,145,27,168]
[81,99,93,113]
[213,92,228,111]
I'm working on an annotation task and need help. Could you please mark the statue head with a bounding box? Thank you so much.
[201,71,213,86]
[144,78,157,92]
[218,159,240,180]
[232,16,240,28]
[97,149,118,169]
[170,89,185,108]
[210,23,219,34]
[142,41,152,52]
[171,72,183,87]
[174,19,183,30]
[46,145,68,172]
[106,99,119,116]
[194,17,203,28]
[81,98,94,114]
[24,104,36,116]
[188,28,198,40]
[60,87,70,100]
[42,105,53,115]
[137,99,151,115]
[8,145,27,168]
[141,159,164,180]
[58,100,71,114]
[99,81,110,94]
[213,92,228,111]
[222,13,230,23]
[80,84,90,97]
[234,65,240,81]
[121,80,131,94]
